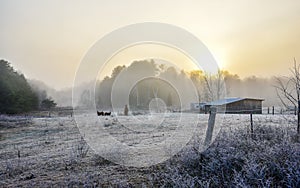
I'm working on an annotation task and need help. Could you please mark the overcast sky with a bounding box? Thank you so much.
[1,0,300,89]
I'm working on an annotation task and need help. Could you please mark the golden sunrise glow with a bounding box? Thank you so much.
[1,1,300,88]
[97,43,199,80]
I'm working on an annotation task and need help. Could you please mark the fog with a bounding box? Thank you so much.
[29,79,72,107]
[29,58,283,110]
[65,59,281,111]
[1,1,300,90]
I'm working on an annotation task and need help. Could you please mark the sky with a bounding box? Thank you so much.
[0,0,300,90]
[96,44,199,81]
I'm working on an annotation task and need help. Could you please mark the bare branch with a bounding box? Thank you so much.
[274,76,297,106]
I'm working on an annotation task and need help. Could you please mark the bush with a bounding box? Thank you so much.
[40,98,57,109]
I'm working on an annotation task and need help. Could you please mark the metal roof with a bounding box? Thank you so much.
[205,97,264,106]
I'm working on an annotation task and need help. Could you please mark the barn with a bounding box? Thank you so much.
[204,97,264,114]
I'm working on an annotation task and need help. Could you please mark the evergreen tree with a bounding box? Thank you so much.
[0,60,39,114]
[41,98,57,109]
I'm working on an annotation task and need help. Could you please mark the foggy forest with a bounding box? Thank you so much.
[24,59,283,110]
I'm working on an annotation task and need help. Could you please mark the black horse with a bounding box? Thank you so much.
[97,111,104,116]
[97,111,111,116]
[104,112,111,116]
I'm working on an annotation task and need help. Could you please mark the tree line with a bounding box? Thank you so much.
[77,59,286,111]
[79,59,226,110]
[0,60,56,114]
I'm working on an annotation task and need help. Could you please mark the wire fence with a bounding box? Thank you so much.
[262,106,298,115]
[205,106,300,138]
[191,106,299,115]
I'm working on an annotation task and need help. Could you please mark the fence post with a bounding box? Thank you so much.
[267,107,269,114]
[272,106,275,115]
[124,105,128,116]
[205,107,217,146]
[250,113,253,135]
[298,101,300,134]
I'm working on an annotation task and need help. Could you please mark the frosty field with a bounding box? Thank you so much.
[0,112,299,187]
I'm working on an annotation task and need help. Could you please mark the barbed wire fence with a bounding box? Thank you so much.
[204,106,299,143]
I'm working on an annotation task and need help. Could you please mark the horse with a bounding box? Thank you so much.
[104,111,111,116]
[97,111,104,116]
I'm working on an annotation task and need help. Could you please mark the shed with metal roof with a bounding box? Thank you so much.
[204,97,264,114]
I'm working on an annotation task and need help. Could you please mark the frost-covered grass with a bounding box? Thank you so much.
[150,115,300,187]
[0,113,299,187]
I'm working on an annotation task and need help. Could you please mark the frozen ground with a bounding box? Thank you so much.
[74,112,213,167]
[0,112,299,187]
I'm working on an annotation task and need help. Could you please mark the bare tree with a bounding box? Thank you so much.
[190,70,204,103]
[203,70,226,101]
[190,70,226,103]
[203,73,214,101]
[274,58,300,134]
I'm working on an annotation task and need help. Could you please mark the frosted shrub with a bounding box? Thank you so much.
[150,124,300,187]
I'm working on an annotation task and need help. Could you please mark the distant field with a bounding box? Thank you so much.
[0,112,299,187]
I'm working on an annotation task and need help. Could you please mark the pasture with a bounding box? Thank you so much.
[0,112,299,187]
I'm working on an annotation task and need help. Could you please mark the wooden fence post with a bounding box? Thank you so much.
[205,107,217,146]
[272,106,275,115]
[124,105,128,116]
[250,113,253,135]
[297,100,300,135]
[267,107,270,114]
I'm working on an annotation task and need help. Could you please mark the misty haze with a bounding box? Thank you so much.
[1,1,300,187]
[31,59,281,109]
